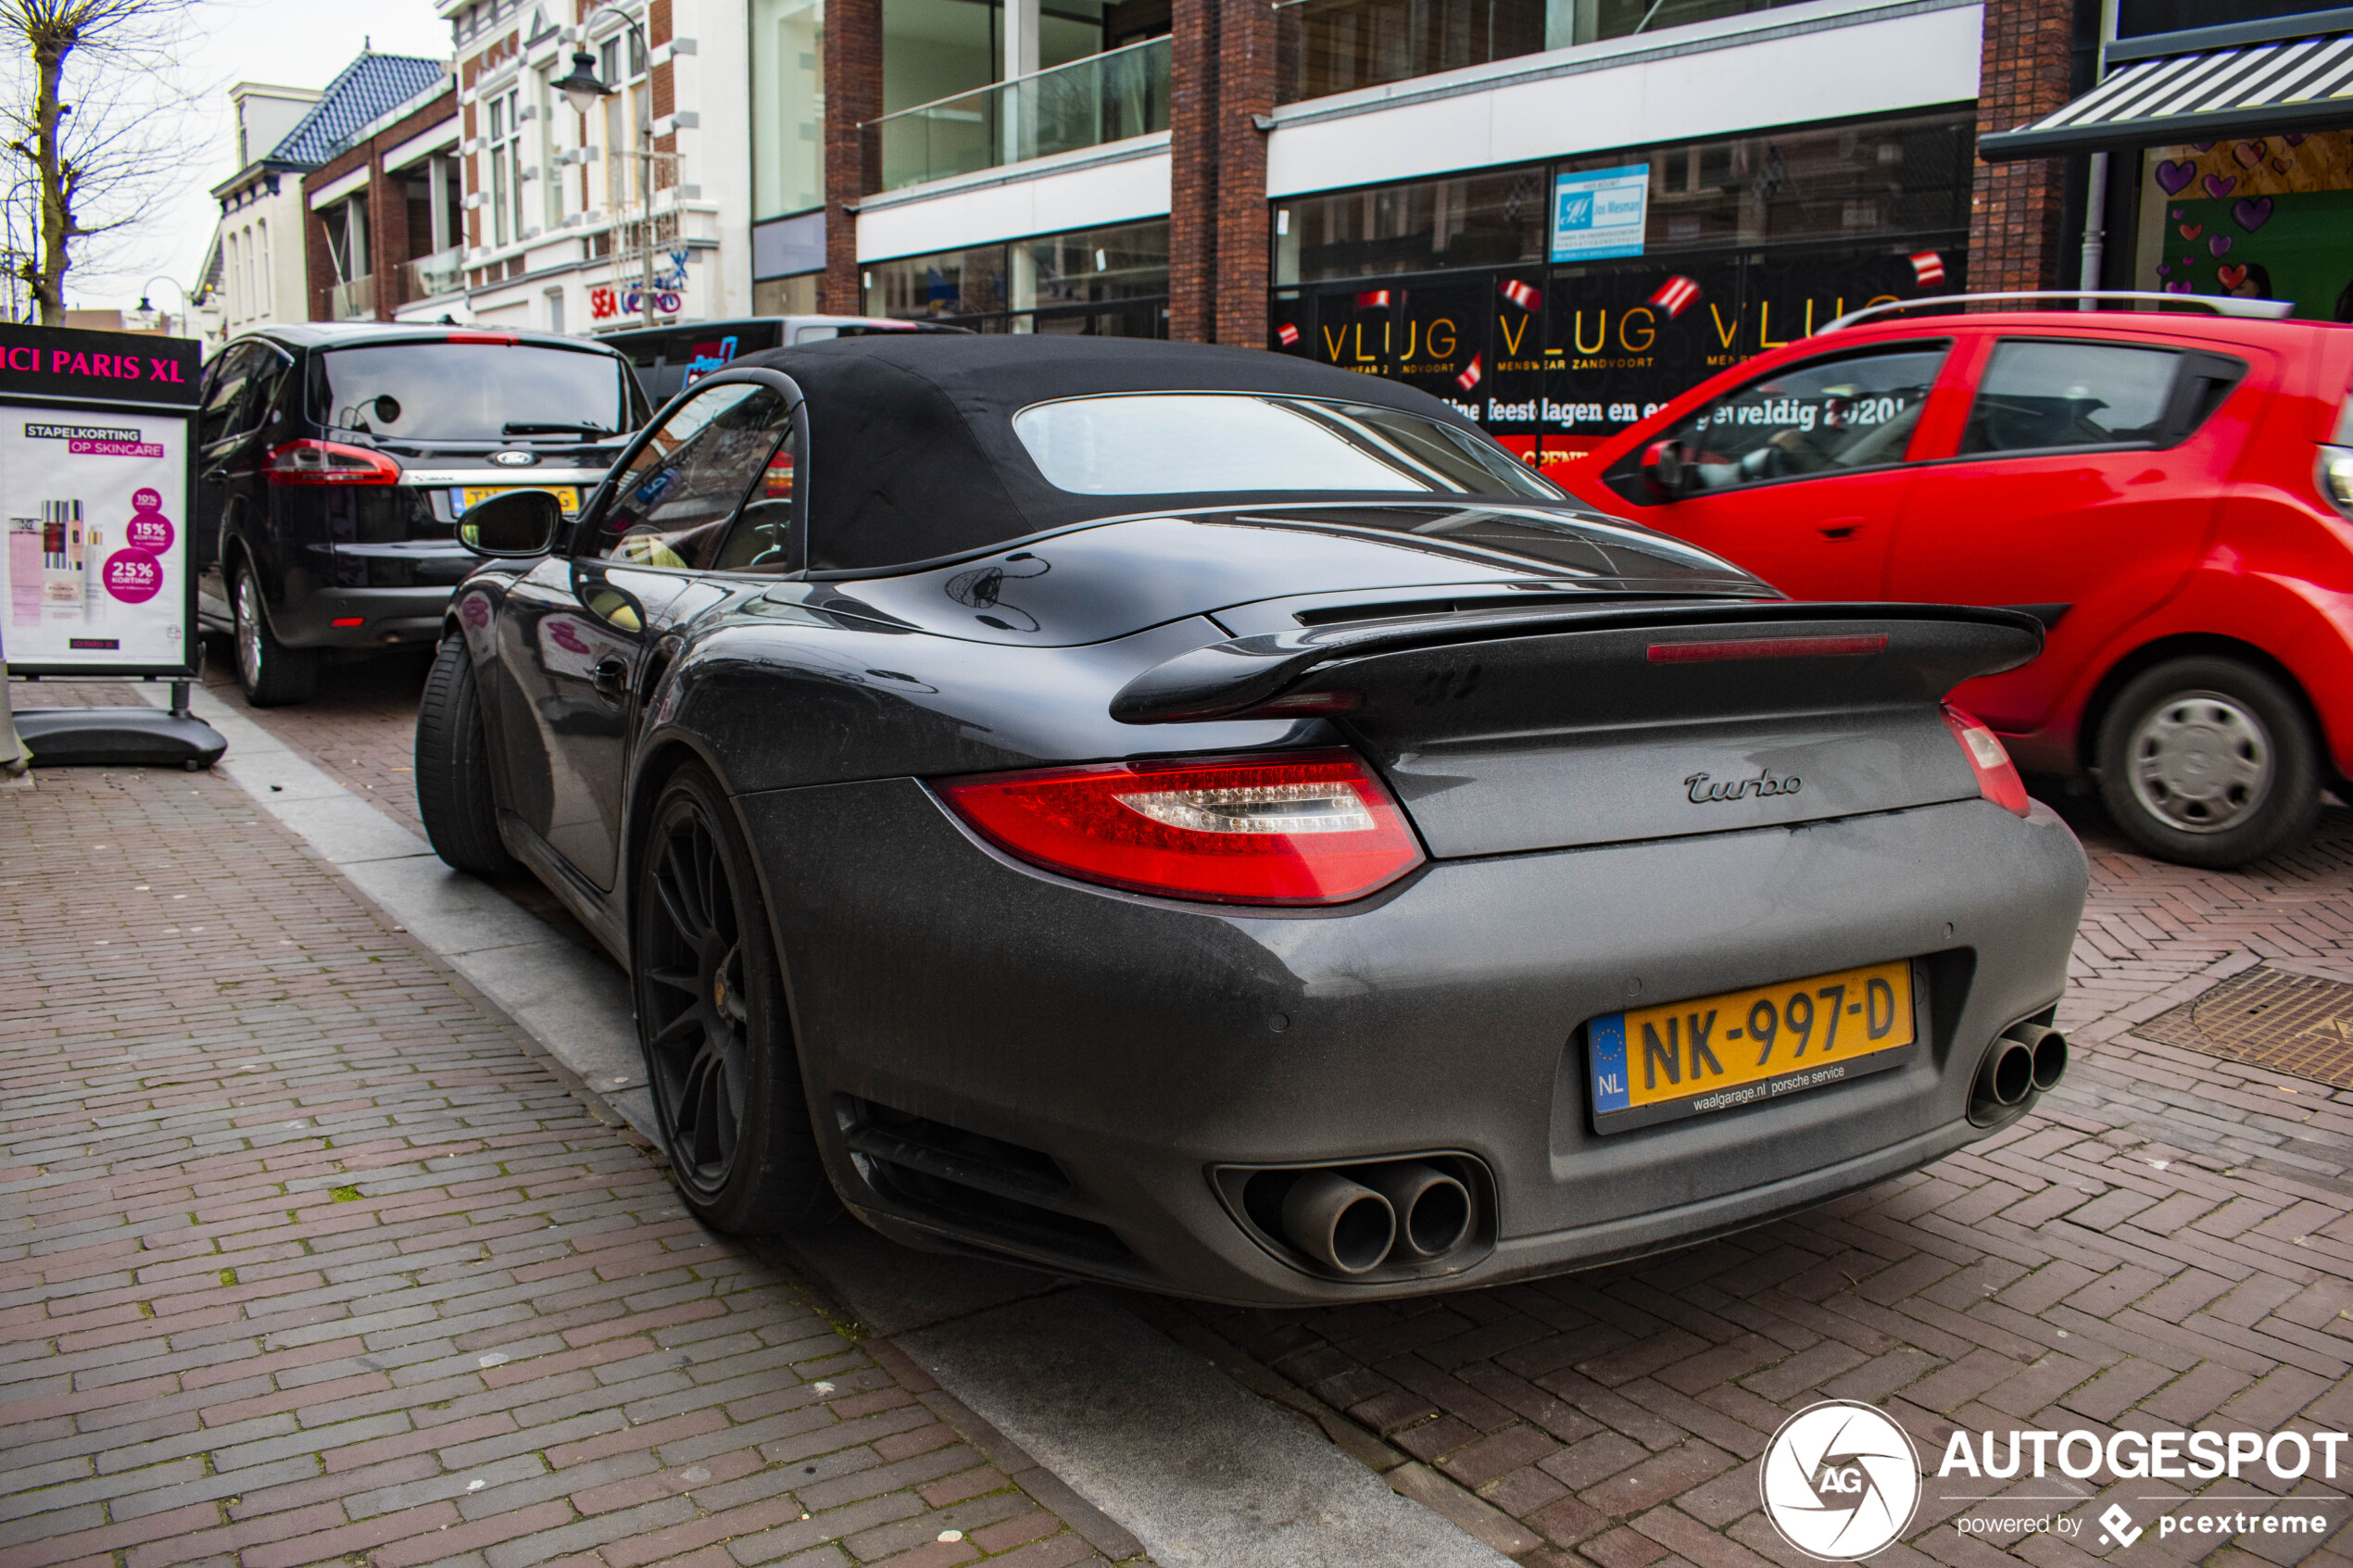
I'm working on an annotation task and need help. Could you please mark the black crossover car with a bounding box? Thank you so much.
[416,336,2088,1305]
[195,322,648,704]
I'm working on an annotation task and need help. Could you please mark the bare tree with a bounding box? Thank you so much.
[0,0,197,324]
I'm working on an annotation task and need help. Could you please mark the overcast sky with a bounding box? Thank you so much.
[75,0,452,317]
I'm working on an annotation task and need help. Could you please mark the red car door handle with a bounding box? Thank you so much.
[1817,515,1869,540]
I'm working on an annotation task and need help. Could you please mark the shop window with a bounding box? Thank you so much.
[1555,115,1972,258]
[752,273,824,315]
[2133,130,2353,323]
[1275,169,1549,284]
[1275,113,1970,289]
[866,220,1168,333]
[1958,342,2179,456]
[868,245,1009,320]
[1019,220,1168,307]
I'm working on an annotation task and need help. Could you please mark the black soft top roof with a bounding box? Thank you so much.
[729,334,1536,572]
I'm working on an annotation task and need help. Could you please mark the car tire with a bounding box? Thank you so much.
[635,763,837,1233]
[2095,657,2322,869]
[230,562,318,707]
[416,634,518,877]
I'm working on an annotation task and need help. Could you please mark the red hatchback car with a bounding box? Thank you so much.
[1561,299,2353,869]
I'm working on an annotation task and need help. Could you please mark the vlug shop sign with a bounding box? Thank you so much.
[1272,246,1957,466]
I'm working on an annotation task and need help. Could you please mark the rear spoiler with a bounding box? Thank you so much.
[1111,599,2045,723]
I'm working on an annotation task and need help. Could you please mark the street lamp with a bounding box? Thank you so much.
[134,275,190,337]
[550,8,661,328]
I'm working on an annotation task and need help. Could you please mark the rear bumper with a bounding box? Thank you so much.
[272,584,459,648]
[737,781,2088,1306]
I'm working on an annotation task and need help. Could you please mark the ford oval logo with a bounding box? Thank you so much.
[491,450,537,467]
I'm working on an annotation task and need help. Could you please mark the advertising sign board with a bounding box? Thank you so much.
[1551,167,1650,263]
[0,324,199,680]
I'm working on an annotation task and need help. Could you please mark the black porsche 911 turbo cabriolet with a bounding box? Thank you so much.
[418,334,2087,1306]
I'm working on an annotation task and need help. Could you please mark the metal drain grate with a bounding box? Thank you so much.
[2135,966,2353,1088]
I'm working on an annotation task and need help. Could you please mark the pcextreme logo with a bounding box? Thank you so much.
[1760,1401,1922,1561]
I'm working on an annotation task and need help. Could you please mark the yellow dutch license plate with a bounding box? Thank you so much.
[459,485,581,516]
[1588,959,1917,1130]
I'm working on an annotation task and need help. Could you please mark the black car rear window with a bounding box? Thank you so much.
[1013,394,1563,499]
[308,343,642,441]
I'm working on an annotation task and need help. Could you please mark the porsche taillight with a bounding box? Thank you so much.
[937,749,1425,906]
[266,440,400,486]
[1943,704,2032,817]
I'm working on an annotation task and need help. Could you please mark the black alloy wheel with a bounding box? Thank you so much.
[2095,656,2322,870]
[230,562,319,707]
[415,634,518,876]
[634,764,835,1232]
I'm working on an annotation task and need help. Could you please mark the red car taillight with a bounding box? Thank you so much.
[266,440,401,486]
[1943,704,2032,817]
[938,749,1426,906]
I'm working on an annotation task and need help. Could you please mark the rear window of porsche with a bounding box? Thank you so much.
[1013,393,1562,500]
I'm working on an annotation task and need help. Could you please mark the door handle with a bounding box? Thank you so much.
[1817,515,1869,541]
[591,657,630,702]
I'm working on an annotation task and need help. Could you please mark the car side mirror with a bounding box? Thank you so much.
[460,489,563,558]
[1639,438,1691,499]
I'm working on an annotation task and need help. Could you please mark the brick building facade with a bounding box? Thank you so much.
[301,83,460,324]
[1969,0,2082,296]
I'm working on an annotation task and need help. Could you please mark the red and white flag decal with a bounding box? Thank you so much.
[1499,279,1541,312]
[1649,275,1702,319]
[1355,289,1391,310]
[1909,251,1945,287]
[1277,322,1300,345]
[1456,354,1482,391]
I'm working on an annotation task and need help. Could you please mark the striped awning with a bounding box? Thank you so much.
[1980,30,2353,159]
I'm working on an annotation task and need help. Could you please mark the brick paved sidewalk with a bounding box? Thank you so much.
[0,764,1149,1568]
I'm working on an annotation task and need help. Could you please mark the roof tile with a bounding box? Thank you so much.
[271,53,449,169]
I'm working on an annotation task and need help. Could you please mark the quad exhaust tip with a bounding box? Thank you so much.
[1359,1162,1474,1260]
[1280,1171,1396,1275]
[1972,1022,2067,1122]
[1252,1157,1488,1279]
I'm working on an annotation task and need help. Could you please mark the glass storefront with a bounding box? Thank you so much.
[751,273,824,314]
[865,219,1170,333]
[1269,110,1973,467]
[2133,129,2353,321]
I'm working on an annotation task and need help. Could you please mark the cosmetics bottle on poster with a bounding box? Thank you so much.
[6,518,38,627]
[41,500,80,620]
[82,526,103,621]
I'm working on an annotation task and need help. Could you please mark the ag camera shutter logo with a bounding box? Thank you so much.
[1760,1400,1922,1561]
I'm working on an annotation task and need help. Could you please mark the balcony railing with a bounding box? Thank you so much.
[329,275,376,320]
[1274,0,1805,104]
[863,36,1170,194]
[400,247,465,303]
